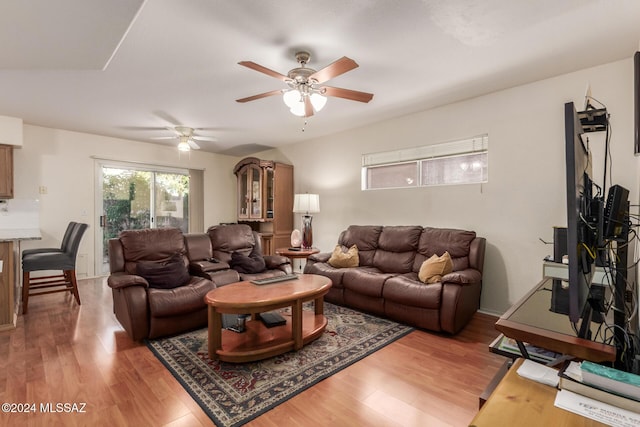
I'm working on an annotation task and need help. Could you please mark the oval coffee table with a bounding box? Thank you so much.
[204,273,332,363]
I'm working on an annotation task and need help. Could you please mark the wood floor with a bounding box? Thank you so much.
[0,277,505,427]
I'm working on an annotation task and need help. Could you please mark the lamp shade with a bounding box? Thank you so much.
[293,193,320,214]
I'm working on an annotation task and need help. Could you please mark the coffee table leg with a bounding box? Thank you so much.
[315,296,324,315]
[292,299,303,350]
[208,306,222,359]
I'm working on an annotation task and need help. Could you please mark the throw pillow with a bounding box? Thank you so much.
[229,250,266,274]
[136,252,191,289]
[328,245,359,268]
[418,251,453,284]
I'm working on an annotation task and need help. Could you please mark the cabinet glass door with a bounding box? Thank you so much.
[249,166,262,218]
[265,169,274,218]
[238,167,249,218]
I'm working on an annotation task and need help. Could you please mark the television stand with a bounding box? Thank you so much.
[495,278,615,363]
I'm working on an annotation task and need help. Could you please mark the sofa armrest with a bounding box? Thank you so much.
[307,252,331,264]
[469,237,486,273]
[441,268,482,285]
[264,255,290,269]
[189,260,231,276]
[108,272,149,290]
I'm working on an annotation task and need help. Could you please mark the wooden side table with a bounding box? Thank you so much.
[470,358,607,426]
[275,247,320,272]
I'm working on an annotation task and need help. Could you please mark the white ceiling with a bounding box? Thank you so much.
[1,0,640,156]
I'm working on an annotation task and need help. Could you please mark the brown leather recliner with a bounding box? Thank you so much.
[183,233,241,286]
[107,228,215,341]
[185,224,292,284]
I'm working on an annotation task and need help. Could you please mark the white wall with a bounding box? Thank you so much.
[10,57,639,314]
[13,125,240,277]
[264,57,640,315]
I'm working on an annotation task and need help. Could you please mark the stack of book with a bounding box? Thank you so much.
[558,361,640,413]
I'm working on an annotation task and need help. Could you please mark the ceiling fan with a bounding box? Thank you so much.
[153,126,218,151]
[236,51,374,117]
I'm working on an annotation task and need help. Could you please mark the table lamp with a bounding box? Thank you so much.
[293,193,320,249]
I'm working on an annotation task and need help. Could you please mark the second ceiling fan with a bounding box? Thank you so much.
[236,51,374,117]
[155,126,217,151]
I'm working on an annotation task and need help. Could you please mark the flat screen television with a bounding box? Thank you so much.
[564,101,598,327]
[635,51,640,155]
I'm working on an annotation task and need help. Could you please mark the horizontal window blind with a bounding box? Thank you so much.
[362,134,488,167]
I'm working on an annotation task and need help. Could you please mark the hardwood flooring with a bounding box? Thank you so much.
[0,277,505,426]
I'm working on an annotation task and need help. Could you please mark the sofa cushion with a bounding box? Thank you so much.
[418,252,453,284]
[343,267,393,298]
[382,275,442,309]
[136,253,191,289]
[229,250,266,274]
[338,226,382,266]
[372,226,422,273]
[414,228,476,273]
[377,226,423,252]
[148,278,215,317]
[120,227,186,274]
[208,224,256,263]
[328,245,359,268]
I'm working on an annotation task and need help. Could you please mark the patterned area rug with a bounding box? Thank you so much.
[146,302,414,427]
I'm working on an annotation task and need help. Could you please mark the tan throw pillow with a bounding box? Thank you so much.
[418,251,453,284]
[328,245,359,268]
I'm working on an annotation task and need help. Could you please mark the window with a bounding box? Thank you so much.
[362,135,488,190]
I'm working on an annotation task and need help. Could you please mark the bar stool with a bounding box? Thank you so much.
[22,221,76,257]
[22,222,88,314]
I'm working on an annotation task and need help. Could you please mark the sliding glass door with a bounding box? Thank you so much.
[96,162,189,275]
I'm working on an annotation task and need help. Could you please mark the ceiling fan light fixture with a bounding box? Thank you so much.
[310,93,327,112]
[283,89,302,108]
[177,139,191,152]
[289,102,306,117]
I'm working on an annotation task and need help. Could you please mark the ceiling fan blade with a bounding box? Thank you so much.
[310,57,358,83]
[164,126,185,136]
[151,136,177,140]
[304,97,314,117]
[238,61,289,82]
[153,111,182,127]
[193,135,218,142]
[236,89,283,103]
[322,86,374,103]
[188,140,200,150]
[119,126,167,131]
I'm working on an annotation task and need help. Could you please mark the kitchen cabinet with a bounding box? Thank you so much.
[0,241,15,330]
[0,145,13,199]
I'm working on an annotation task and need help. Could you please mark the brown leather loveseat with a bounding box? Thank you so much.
[304,225,486,334]
[185,223,293,285]
[108,228,216,340]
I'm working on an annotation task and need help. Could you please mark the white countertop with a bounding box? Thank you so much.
[0,228,42,241]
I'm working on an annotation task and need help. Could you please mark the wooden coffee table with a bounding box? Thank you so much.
[204,273,332,363]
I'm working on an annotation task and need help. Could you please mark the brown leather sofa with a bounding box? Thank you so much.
[185,223,293,285]
[107,228,215,341]
[304,225,486,334]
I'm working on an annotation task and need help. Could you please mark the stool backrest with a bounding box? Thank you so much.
[66,223,89,259]
[60,221,78,252]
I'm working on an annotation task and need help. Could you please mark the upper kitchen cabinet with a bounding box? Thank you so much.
[0,145,13,199]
